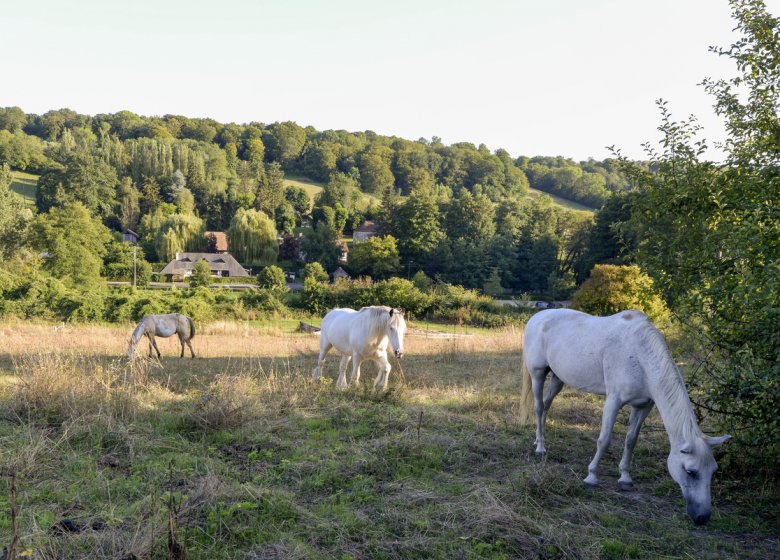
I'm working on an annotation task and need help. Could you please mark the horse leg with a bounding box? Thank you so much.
[584,394,623,486]
[185,337,196,359]
[312,342,332,382]
[373,354,392,391]
[178,333,185,358]
[148,334,162,359]
[336,355,351,389]
[541,373,564,427]
[350,352,362,385]
[146,333,155,357]
[529,366,549,454]
[618,402,654,490]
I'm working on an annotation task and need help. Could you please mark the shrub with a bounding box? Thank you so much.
[256,265,287,291]
[57,292,107,322]
[189,259,213,288]
[572,264,669,323]
[240,289,288,315]
[303,262,328,283]
[301,277,330,315]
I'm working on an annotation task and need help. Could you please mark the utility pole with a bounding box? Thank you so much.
[133,245,137,288]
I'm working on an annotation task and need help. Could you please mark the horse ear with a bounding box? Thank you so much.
[389,308,394,317]
[705,435,731,448]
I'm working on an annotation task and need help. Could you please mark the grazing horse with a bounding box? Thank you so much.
[520,309,730,525]
[128,313,196,360]
[312,306,407,390]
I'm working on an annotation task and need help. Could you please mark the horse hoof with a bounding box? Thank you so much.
[618,482,634,492]
[582,478,599,488]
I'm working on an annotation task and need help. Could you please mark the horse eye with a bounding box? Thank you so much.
[685,469,698,479]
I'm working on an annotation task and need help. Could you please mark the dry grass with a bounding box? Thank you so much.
[0,321,776,559]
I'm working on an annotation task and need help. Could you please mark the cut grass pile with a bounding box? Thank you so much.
[0,322,776,559]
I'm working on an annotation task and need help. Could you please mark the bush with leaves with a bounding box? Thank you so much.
[572,264,669,324]
[256,265,287,291]
[189,259,213,288]
[303,262,329,283]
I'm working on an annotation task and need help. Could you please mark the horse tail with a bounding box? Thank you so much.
[187,316,195,340]
[518,353,536,425]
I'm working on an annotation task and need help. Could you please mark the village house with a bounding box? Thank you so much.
[352,220,378,243]
[159,252,249,282]
[204,231,229,253]
[332,266,350,282]
[336,241,349,263]
[122,229,139,243]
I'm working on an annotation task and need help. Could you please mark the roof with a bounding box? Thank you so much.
[159,252,249,277]
[336,241,349,252]
[204,231,229,252]
[333,266,350,278]
[354,220,378,233]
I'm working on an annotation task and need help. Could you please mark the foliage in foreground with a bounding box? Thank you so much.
[617,0,780,464]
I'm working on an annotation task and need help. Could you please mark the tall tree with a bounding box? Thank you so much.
[36,152,118,216]
[227,208,278,266]
[30,202,112,290]
[0,163,33,258]
[619,0,780,460]
[395,184,445,261]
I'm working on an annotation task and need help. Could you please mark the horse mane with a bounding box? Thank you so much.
[638,322,702,442]
[130,320,147,343]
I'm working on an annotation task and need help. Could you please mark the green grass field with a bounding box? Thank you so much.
[285,176,384,209]
[528,187,595,213]
[9,170,38,207]
[0,321,775,559]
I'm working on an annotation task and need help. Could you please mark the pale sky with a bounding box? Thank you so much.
[2,0,776,161]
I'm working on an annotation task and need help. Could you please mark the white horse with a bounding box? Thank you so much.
[521,308,730,525]
[312,306,407,390]
[128,313,196,360]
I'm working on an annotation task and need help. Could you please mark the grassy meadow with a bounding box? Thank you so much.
[0,321,776,559]
[9,171,38,207]
[527,187,595,213]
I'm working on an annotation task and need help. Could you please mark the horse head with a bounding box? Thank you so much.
[387,308,407,358]
[667,434,730,525]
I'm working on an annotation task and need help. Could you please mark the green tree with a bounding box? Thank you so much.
[227,208,278,266]
[304,261,329,283]
[256,264,287,290]
[285,185,311,217]
[154,213,204,262]
[444,188,496,240]
[301,222,340,272]
[617,0,780,460]
[102,239,152,286]
[189,259,213,288]
[30,202,112,290]
[0,163,33,259]
[348,235,401,279]
[265,121,306,164]
[36,152,118,216]
[395,184,445,261]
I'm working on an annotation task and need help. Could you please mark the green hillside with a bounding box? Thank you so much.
[284,175,382,208]
[9,170,38,207]
[528,186,595,213]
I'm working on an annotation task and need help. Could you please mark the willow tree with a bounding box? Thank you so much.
[154,213,204,262]
[227,208,278,266]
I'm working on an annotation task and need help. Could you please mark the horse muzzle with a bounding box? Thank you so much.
[394,349,405,358]
[687,504,711,526]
